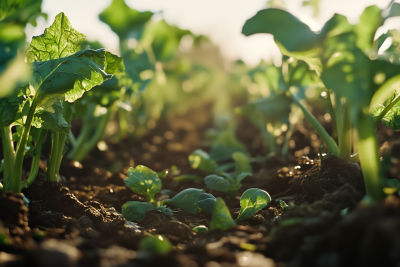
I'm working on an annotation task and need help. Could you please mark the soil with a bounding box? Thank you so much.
[1,103,400,267]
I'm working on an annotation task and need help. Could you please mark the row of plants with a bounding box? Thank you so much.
[2,0,400,257]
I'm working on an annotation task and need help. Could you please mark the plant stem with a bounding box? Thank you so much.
[25,129,47,187]
[282,119,295,156]
[1,125,15,190]
[8,96,40,193]
[46,132,60,182]
[289,90,339,156]
[356,111,385,202]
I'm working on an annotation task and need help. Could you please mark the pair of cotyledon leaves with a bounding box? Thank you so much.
[123,165,271,229]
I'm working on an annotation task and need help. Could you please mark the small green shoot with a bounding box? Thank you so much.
[204,152,252,194]
[124,165,161,203]
[236,188,271,221]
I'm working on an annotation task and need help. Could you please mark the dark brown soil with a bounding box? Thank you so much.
[2,104,400,267]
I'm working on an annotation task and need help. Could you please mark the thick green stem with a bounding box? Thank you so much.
[46,132,60,182]
[356,111,385,202]
[289,90,339,156]
[25,129,47,188]
[1,126,16,190]
[8,96,40,193]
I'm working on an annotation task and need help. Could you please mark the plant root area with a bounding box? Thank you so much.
[2,104,400,267]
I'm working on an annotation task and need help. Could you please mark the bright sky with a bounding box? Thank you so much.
[25,0,400,66]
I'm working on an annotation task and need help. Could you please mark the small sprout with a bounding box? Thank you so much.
[236,188,271,221]
[279,200,290,212]
[139,235,172,255]
[192,225,208,234]
[189,149,218,173]
[124,165,161,203]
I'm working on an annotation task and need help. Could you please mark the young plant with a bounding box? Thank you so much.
[242,3,400,201]
[235,188,271,221]
[204,152,252,195]
[0,13,120,193]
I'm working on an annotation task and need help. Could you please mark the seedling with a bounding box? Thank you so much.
[0,13,120,193]
[204,152,252,195]
[210,197,236,231]
[236,188,271,221]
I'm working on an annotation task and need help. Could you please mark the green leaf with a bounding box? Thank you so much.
[124,165,162,202]
[121,201,154,222]
[242,9,319,52]
[354,5,383,54]
[105,51,125,75]
[32,49,112,103]
[33,101,69,134]
[204,174,233,192]
[99,0,153,40]
[27,12,86,62]
[189,149,218,173]
[210,197,235,231]
[371,90,400,130]
[196,193,216,214]
[209,130,249,162]
[170,188,204,214]
[155,205,173,215]
[236,188,271,221]
[139,235,172,255]
[0,90,24,128]
[386,3,400,20]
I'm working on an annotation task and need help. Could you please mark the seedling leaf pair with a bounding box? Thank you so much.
[124,165,162,203]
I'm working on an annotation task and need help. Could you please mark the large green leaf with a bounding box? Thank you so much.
[122,201,154,222]
[33,101,69,134]
[31,49,112,103]
[124,165,161,202]
[170,188,204,214]
[27,12,85,62]
[242,8,318,52]
[236,188,271,221]
[210,197,235,231]
[99,0,153,40]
